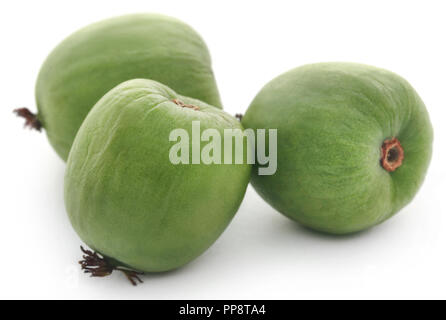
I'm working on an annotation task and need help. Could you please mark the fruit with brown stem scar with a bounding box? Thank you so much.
[242,62,433,234]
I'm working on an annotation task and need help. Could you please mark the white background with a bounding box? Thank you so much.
[1,0,445,299]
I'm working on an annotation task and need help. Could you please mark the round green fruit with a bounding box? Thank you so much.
[242,62,433,234]
[65,79,250,272]
[35,13,221,160]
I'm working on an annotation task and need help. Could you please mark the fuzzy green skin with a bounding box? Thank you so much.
[64,79,250,272]
[242,62,433,234]
[36,14,222,161]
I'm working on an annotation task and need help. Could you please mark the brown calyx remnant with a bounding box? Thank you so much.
[171,99,200,111]
[14,108,42,131]
[79,246,143,286]
[381,138,404,172]
[235,113,243,121]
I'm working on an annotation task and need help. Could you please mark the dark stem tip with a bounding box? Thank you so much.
[14,108,42,131]
[79,246,144,286]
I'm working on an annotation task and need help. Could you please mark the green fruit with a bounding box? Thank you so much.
[36,13,221,161]
[65,79,250,272]
[242,62,433,234]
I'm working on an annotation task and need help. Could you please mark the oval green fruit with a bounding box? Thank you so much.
[36,14,222,161]
[65,79,250,272]
[242,62,433,234]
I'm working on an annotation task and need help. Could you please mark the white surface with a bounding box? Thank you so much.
[1,0,445,299]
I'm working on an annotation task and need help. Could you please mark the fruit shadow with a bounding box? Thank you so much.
[138,266,188,281]
[238,210,379,270]
[245,206,377,257]
[47,156,70,226]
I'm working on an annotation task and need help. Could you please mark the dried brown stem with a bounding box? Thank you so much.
[235,113,243,121]
[14,108,42,131]
[79,246,144,286]
[116,267,144,286]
